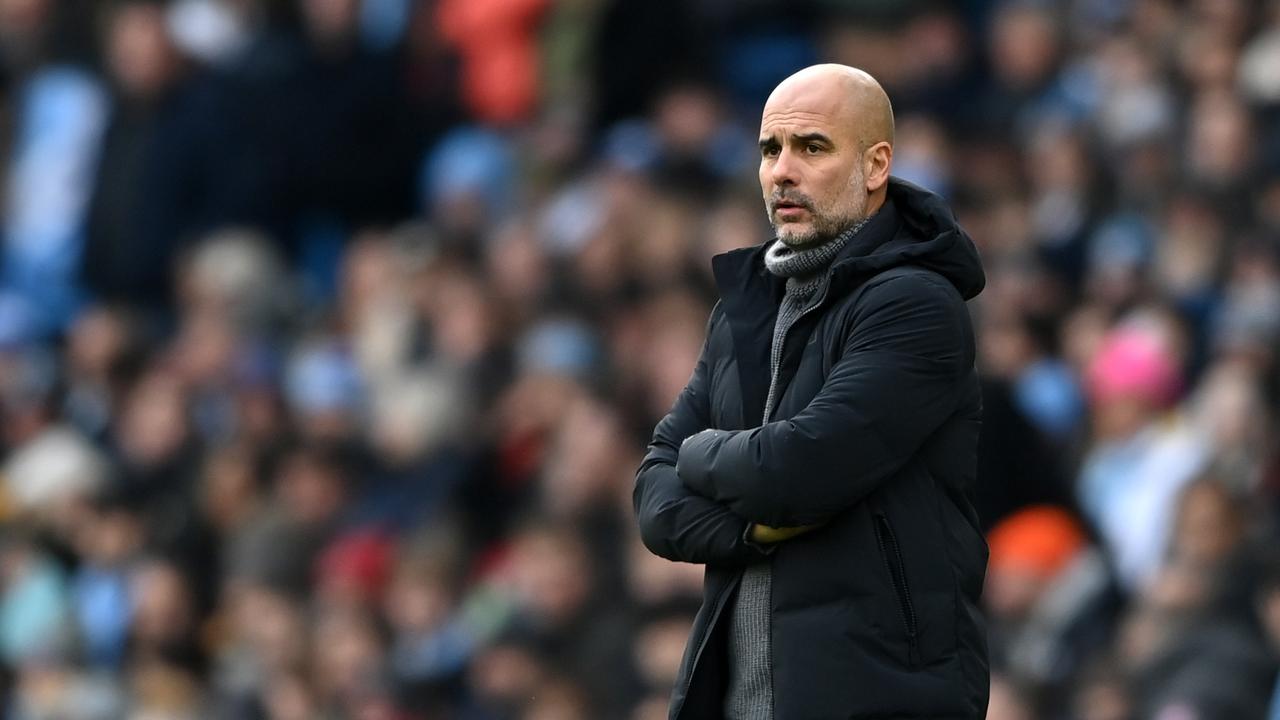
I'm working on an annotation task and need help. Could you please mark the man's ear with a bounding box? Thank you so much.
[864,141,892,192]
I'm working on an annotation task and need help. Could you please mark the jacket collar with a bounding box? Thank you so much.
[712,192,903,312]
[710,194,902,425]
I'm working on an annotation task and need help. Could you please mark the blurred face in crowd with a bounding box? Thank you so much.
[131,559,195,651]
[1171,478,1244,567]
[231,583,308,672]
[107,2,179,98]
[118,370,189,468]
[986,674,1033,720]
[0,0,49,43]
[312,608,383,701]
[76,505,144,566]
[301,0,360,43]
[383,562,455,635]
[67,306,131,381]
[656,86,720,154]
[522,678,592,720]
[263,672,316,720]
[275,449,345,526]
[130,661,202,717]
[541,396,629,517]
[469,641,546,712]
[759,64,894,248]
[990,3,1059,90]
[508,526,592,627]
[1073,670,1131,720]
[200,444,260,532]
[983,563,1046,622]
[634,614,694,690]
[1092,394,1155,442]
[1186,90,1252,185]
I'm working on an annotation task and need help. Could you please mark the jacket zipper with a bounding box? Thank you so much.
[692,267,831,716]
[874,511,920,666]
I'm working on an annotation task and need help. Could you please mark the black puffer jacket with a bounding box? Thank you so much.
[634,178,989,719]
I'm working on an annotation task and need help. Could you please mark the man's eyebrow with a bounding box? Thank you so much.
[758,135,779,149]
[793,132,833,146]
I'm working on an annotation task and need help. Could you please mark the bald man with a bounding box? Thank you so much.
[635,65,989,719]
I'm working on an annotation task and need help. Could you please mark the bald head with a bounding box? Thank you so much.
[765,64,895,150]
[758,65,895,247]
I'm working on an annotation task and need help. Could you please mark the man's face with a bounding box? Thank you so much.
[759,92,869,247]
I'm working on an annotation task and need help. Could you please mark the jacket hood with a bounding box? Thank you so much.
[829,177,986,300]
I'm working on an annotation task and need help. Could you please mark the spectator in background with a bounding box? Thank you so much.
[985,505,1118,716]
[0,0,105,334]
[70,489,148,669]
[82,0,194,308]
[1078,321,1207,592]
[435,0,548,126]
[0,531,73,665]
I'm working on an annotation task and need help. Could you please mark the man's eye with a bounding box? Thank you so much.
[763,146,779,157]
[805,144,822,154]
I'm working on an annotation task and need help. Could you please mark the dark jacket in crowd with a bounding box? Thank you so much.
[634,178,989,719]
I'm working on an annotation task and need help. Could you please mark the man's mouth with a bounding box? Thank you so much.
[772,192,812,211]
[773,201,810,219]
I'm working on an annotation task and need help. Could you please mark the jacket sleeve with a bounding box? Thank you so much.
[676,274,971,528]
[633,308,769,566]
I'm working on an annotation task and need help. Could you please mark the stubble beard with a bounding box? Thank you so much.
[770,173,870,249]
[772,195,868,249]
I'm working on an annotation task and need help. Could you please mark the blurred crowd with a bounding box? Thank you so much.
[0,0,1278,718]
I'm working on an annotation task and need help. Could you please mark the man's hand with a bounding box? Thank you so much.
[749,522,824,544]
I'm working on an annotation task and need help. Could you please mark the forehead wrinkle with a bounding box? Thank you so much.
[761,110,833,126]
[760,110,854,146]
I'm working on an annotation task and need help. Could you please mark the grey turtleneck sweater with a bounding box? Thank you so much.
[724,218,870,720]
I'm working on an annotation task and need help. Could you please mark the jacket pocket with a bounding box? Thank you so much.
[873,511,920,667]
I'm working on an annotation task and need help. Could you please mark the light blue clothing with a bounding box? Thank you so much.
[423,127,516,220]
[390,620,476,681]
[0,555,70,662]
[1015,358,1084,439]
[2,67,108,334]
[72,566,133,668]
[361,0,412,50]
[1077,417,1207,592]
[285,341,365,416]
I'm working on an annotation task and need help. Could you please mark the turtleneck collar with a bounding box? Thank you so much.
[764,213,873,281]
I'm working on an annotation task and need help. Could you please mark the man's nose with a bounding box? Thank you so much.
[770,147,799,187]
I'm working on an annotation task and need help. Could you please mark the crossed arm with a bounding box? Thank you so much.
[634,276,969,564]
[632,309,773,566]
